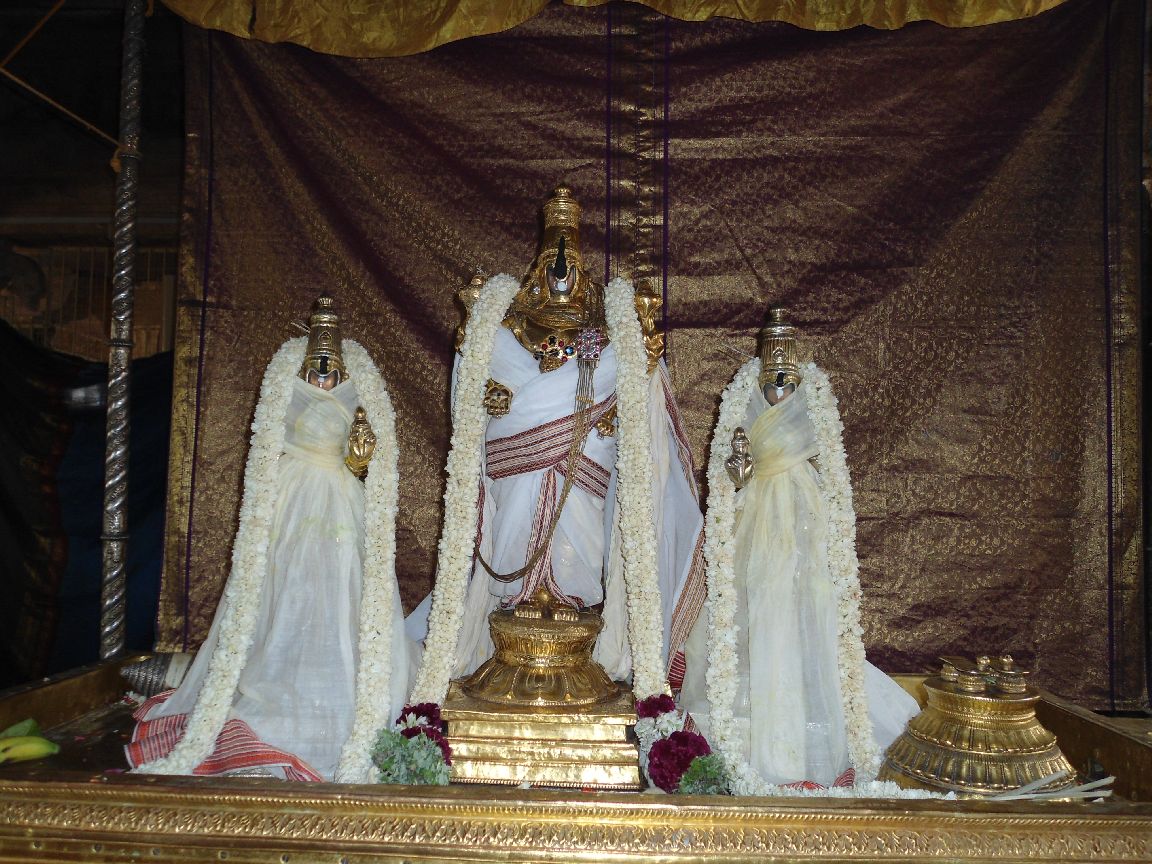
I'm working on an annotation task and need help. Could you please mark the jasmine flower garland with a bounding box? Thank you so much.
[602,276,665,699]
[334,340,401,782]
[411,274,521,705]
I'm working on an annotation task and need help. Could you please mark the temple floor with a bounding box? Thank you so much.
[0,659,1150,863]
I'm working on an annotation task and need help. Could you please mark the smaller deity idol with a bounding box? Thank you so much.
[127,297,410,783]
[680,308,918,792]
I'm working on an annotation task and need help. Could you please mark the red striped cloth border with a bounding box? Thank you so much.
[780,767,857,790]
[486,394,615,482]
[125,691,324,782]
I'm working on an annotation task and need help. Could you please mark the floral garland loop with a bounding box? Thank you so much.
[410,274,522,705]
[335,340,401,782]
[703,359,919,797]
[602,276,665,699]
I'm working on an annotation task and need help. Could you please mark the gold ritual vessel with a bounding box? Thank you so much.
[443,187,643,790]
[880,654,1079,796]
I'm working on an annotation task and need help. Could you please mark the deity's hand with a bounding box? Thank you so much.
[725,427,755,488]
[345,407,376,479]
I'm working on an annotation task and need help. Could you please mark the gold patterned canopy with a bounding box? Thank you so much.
[159,0,1069,58]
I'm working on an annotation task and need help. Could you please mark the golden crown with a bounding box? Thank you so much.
[758,307,801,391]
[299,295,347,381]
[540,185,582,264]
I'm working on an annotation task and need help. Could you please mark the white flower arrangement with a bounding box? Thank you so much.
[334,340,401,782]
[412,274,667,704]
[410,274,522,705]
[602,277,665,699]
[138,337,400,779]
[702,358,919,798]
[634,703,685,776]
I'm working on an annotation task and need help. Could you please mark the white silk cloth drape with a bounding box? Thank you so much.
[142,379,410,780]
[681,382,917,786]
[408,327,704,683]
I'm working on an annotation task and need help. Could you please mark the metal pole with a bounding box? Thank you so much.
[100,0,146,660]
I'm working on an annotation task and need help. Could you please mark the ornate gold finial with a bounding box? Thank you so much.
[299,295,347,385]
[758,306,801,399]
[455,269,487,351]
[633,279,664,373]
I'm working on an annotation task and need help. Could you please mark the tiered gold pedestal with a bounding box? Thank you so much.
[443,586,642,790]
[443,682,641,789]
[880,655,1078,796]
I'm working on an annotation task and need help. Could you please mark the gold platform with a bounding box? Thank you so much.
[444,587,643,789]
[443,681,642,789]
[0,662,1150,864]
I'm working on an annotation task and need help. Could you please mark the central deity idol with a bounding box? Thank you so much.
[440,186,703,687]
[411,187,705,787]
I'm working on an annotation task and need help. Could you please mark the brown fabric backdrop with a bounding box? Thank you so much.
[160,0,1144,709]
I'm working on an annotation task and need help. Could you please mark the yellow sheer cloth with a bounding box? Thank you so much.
[160,0,1068,58]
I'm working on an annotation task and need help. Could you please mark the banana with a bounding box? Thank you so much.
[0,718,40,739]
[0,735,59,764]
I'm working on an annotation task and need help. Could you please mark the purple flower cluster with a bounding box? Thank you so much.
[396,703,452,766]
[400,702,442,728]
[635,693,676,719]
[647,730,711,793]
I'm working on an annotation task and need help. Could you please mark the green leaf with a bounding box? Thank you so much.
[0,718,40,739]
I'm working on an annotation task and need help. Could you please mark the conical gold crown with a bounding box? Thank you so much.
[758,306,801,391]
[540,185,582,267]
[299,295,347,381]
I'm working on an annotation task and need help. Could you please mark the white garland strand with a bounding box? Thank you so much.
[412,275,666,703]
[703,359,916,797]
[138,337,399,777]
[602,277,665,698]
[334,340,401,782]
[702,357,758,794]
[410,274,522,704]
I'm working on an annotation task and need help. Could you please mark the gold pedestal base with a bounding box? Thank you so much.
[443,682,642,790]
[880,656,1078,797]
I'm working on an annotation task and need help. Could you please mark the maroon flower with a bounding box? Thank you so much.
[398,702,443,729]
[636,693,676,719]
[647,731,711,793]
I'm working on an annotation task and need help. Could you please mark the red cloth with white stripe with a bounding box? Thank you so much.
[125,691,323,781]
